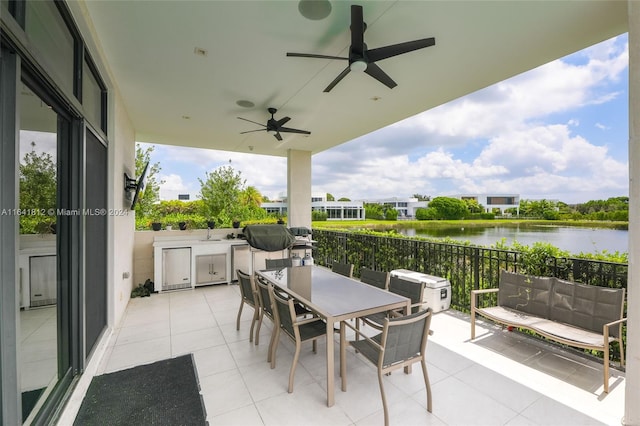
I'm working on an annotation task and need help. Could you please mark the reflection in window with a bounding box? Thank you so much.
[25,1,75,95]
[19,84,58,423]
[83,57,103,131]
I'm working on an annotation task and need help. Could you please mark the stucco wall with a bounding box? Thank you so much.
[110,92,135,327]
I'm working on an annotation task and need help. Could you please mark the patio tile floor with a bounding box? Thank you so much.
[60,283,625,425]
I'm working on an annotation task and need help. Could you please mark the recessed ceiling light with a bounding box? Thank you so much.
[193,47,208,57]
[236,100,255,108]
[298,0,331,20]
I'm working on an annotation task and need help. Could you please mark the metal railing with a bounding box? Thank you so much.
[312,229,628,312]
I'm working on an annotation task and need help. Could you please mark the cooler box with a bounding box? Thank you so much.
[390,269,451,313]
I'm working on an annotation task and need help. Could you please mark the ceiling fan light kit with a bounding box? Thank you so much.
[287,4,436,92]
[350,60,367,72]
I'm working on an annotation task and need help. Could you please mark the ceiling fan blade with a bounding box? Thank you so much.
[364,63,397,89]
[277,116,291,127]
[287,53,348,61]
[240,129,267,134]
[237,117,266,127]
[274,132,283,141]
[350,5,365,55]
[367,37,436,62]
[279,127,311,135]
[324,66,351,92]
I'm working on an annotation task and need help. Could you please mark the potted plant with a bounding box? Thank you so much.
[151,221,162,231]
[178,221,187,230]
[207,220,216,229]
[232,219,241,229]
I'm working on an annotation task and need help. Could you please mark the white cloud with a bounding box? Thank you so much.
[149,35,629,205]
[310,35,628,203]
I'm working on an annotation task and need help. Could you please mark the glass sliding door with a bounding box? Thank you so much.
[17,81,72,424]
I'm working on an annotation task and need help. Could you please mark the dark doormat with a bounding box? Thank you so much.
[74,354,207,426]
[22,387,45,422]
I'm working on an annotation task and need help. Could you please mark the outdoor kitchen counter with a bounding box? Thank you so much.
[152,234,249,292]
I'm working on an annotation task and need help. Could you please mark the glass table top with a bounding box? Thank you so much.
[257,266,408,317]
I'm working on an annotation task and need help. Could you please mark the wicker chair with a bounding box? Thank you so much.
[360,275,426,330]
[332,261,354,278]
[265,258,293,269]
[360,267,389,290]
[254,275,279,357]
[342,309,433,426]
[269,285,328,392]
[236,269,260,343]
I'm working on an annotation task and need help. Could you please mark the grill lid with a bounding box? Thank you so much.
[243,224,296,252]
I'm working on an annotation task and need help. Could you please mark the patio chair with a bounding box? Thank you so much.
[354,268,391,336]
[255,275,279,357]
[255,274,312,353]
[332,261,354,278]
[265,257,293,269]
[236,269,260,343]
[343,309,433,426]
[360,267,389,290]
[360,275,426,330]
[269,285,329,393]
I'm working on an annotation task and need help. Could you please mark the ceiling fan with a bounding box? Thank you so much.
[287,4,435,92]
[238,107,311,141]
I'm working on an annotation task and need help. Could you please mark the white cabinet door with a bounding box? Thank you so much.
[30,255,56,307]
[162,247,192,291]
[196,254,227,285]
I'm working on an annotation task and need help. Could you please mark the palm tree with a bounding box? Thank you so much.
[241,186,263,208]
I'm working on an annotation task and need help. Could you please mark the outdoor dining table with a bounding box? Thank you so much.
[255,265,411,407]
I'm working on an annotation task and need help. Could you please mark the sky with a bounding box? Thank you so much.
[140,34,629,205]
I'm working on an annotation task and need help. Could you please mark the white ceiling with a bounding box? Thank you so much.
[78,1,627,158]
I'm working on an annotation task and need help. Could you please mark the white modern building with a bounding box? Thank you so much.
[363,197,428,218]
[262,193,365,220]
[455,194,520,215]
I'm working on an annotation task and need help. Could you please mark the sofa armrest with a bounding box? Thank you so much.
[471,288,500,295]
[471,288,499,311]
[604,317,627,329]
[471,288,499,340]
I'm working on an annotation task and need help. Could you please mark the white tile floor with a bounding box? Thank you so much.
[66,283,626,426]
[20,306,57,393]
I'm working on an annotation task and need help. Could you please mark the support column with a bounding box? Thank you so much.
[625,1,640,424]
[287,149,312,229]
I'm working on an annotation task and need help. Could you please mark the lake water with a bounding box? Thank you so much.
[398,225,628,255]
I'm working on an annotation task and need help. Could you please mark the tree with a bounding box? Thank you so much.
[412,194,431,201]
[241,186,263,208]
[384,208,398,220]
[337,197,351,201]
[427,197,468,220]
[134,144,161,218]
[20,151,56,233]
[519,199,558,218]
[463,199,484,214]
[415,207,438,220]
[240,185,268,220]
[199,165,245,226]
[364,203,384,220]
[326,193,335,201]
